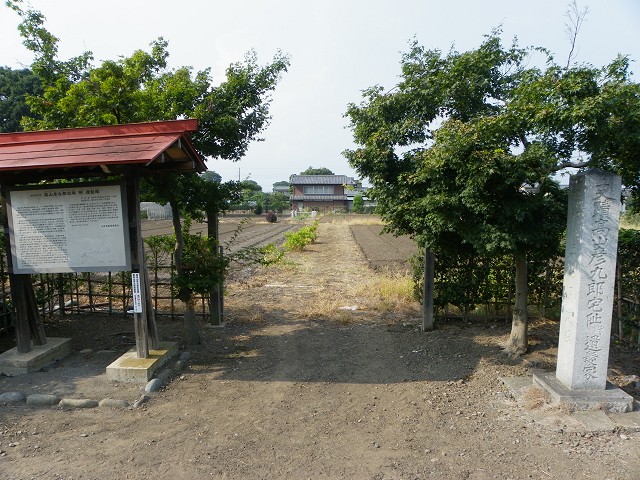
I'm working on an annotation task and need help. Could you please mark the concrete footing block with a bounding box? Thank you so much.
[0,337,72,376]
[106,342,178,384]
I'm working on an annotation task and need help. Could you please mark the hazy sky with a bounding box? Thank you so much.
[1,1,639,190]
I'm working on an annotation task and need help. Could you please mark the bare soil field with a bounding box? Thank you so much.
[350,224,418,273]
[141,214,300,254]
[0,218,639,479]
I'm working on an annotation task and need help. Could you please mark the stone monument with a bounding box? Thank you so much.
[533,170,634,412]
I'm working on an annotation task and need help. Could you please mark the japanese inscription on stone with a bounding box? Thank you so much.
[7,183,131,273]
[556,171,621,391]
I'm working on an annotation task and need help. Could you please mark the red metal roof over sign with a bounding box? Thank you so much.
[0,120,206,180]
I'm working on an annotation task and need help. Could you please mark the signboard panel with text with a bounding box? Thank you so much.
[7,182,131,273]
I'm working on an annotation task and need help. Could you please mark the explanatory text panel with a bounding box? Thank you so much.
[7,183,131,273]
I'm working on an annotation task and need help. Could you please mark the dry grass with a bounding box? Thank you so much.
[353,271,418,312]
[296,270,419,323]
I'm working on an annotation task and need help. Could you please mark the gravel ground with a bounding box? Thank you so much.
[0,220,639,479]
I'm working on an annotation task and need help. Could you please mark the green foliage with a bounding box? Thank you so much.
[8,5,290,155]
[617,229,640,338]
[352,194,364,213]
[344,31,639,344]
[0,66,42,132]
[145,234,176,258]
[621,211,640,229]
[300,166,334,175]
[145,225,227,303]
[263,192,289,213]
[283,222,319,251]
[201,170,222,183]
[240,179,262,192]
[257,243,285,265]
[344,33,573,259]
[411,250,564,318]
[175,230,227,303]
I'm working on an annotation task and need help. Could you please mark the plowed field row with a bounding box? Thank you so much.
[141,217,299,254]
[142,218,418,267]
[350,224,419,272]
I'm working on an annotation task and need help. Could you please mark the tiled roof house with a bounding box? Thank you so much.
[289,174,358,212]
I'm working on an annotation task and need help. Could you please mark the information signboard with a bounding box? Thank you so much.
[7,182,131,273]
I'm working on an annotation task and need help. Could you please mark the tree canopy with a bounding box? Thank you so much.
[4,0,289,344]
[300,166,335,175]
[0,66,42,132]
[344,31,640,354]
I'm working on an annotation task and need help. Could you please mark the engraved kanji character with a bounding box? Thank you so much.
[586,312,602,326]
[587,282,605,296]
[586,297,604,312]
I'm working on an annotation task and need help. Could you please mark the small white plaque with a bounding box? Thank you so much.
[131,273,143,313]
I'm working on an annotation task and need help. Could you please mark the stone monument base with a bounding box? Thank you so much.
[0,337,72,376]
[106,342,178,383]
[532,369,634,414]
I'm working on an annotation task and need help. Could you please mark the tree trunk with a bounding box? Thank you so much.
[422,246,435,332]
[504,252,528,357]
[170,198,201,345]
[183,298,201,345]
[206,208,224,326]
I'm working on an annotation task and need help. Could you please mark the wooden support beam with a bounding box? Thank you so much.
[125,174,149,358]
[1,187,46,351]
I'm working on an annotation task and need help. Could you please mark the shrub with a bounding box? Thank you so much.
[265,211,278,223]
[283,222,319,251]
[258,243,285,265]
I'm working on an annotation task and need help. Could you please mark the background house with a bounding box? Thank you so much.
[290,174,359,212]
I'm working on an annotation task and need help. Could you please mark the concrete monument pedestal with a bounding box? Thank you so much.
[533,370,633,413]
[0,337,72,375]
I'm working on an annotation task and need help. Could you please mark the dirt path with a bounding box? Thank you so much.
[1,222,639,479]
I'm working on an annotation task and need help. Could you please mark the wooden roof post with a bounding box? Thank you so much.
[1,185,47,352]
[125,171,154,358]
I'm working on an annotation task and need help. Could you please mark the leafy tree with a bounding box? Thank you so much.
[267,192,290,213]
[0,66,42,132]
[272,180,290,188]
[240,179,262,194]
[201,170,222,183]
[300,166,334,175]
[345,32,639,355]
[7,1,289,344]
[351,193,364,213]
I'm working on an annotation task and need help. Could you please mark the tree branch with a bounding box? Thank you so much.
[565,0,589,69]
[550,159,591,172]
